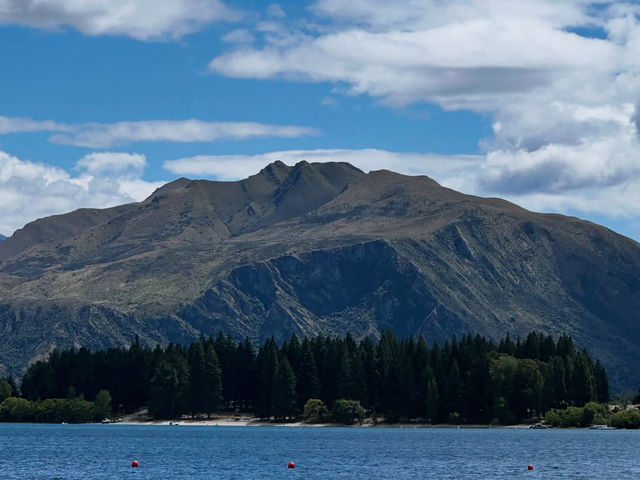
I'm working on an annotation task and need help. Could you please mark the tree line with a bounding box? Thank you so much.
[7,331,609,424]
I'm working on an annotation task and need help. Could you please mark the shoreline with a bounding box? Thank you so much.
[112,414,534,429]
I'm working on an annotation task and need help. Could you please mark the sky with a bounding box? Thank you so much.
[0,0,639,241]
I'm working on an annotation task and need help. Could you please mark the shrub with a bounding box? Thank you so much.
[611,409,640,429]
[332,399,366,425]
[303,398,328,423]
[0,397,34,422]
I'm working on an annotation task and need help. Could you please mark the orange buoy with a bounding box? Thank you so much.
[527,464,534,471]
[131,460,140,468]
[288,462,296,469]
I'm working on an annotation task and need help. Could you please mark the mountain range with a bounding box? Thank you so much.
[1,161,639,390]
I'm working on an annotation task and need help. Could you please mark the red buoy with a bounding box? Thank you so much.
[288,462,296,469]
[131,460,140,468]
[527,464,534,471]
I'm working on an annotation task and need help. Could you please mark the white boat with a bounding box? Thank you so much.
[529,423,549,429]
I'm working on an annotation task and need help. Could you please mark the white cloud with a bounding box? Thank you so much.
[222,28,255,44]
[0,116,318,148]
[51,119,319,148]
[76,152,147,177]
[267,4,286,19]
[210,17,618,108]
[0,151,164,236]
[207,0,640,222]
[321,97,339,107]
[0,0,240,41]
[0,115,70,134]
[311,0,596,31]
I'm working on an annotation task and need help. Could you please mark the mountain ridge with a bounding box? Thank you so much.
[0,161,639,391]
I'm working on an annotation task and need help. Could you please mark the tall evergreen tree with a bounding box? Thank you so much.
[593,360,610,403]
[255,338,279,418]
[425,367,439,423]
[445,359,463,421]
[359,337,380,410]
[273,354,297,420]
[202,342,223,417]
[149,354,189,419]
[187,341,206,416]
[295,340,321,409]
[235,338,257,409]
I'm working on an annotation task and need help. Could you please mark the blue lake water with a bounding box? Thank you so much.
[0,424,638,479]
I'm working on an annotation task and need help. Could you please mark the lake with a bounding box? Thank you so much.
[0,424,638,479]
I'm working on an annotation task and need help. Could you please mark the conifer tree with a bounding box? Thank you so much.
[187,341,206,416]
[202,342,223,417]
[256,338,279,418]
[425,367,439,423]
[295,340,321,409]
[273,354,297,420]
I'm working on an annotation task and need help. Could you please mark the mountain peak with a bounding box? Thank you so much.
[255,161,291,185]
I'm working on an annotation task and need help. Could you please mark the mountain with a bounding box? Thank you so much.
[1,160,639,390]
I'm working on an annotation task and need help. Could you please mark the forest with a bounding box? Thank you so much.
[0,331,610,424]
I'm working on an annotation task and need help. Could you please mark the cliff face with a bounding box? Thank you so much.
[0,161,638,390]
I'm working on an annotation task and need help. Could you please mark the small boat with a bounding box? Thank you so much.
[529,423,549,429]
[589,424,612,430]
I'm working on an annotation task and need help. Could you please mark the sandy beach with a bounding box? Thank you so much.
[112,410,526,428]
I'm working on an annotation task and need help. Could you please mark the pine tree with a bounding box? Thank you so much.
[498,333,516,356]
[359,337,380,410]
[273,354,297,420]
[256,338,278,418]
[202,342,223,417]
[425,367,439,423]
[412,337,430,417]
[187,341,206,416]
[570,352,596,406]
[149,355,189,419]
[445,359,462,421]
[295,340,320,409]
[236,338,257,409]
[593,360,609,403]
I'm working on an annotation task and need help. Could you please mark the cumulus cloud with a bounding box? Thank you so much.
[210,6,618,108]
[0,0,240,41]
[207,0,640,222]
[0,116,318,148]
[75,152,147,177]
[0,151,164,236]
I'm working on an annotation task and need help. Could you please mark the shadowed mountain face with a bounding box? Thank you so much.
[0,161,639,390]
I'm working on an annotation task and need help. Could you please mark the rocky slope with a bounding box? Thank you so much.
[0,161,639,390]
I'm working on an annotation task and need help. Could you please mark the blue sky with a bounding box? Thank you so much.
[0,0,639,241]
